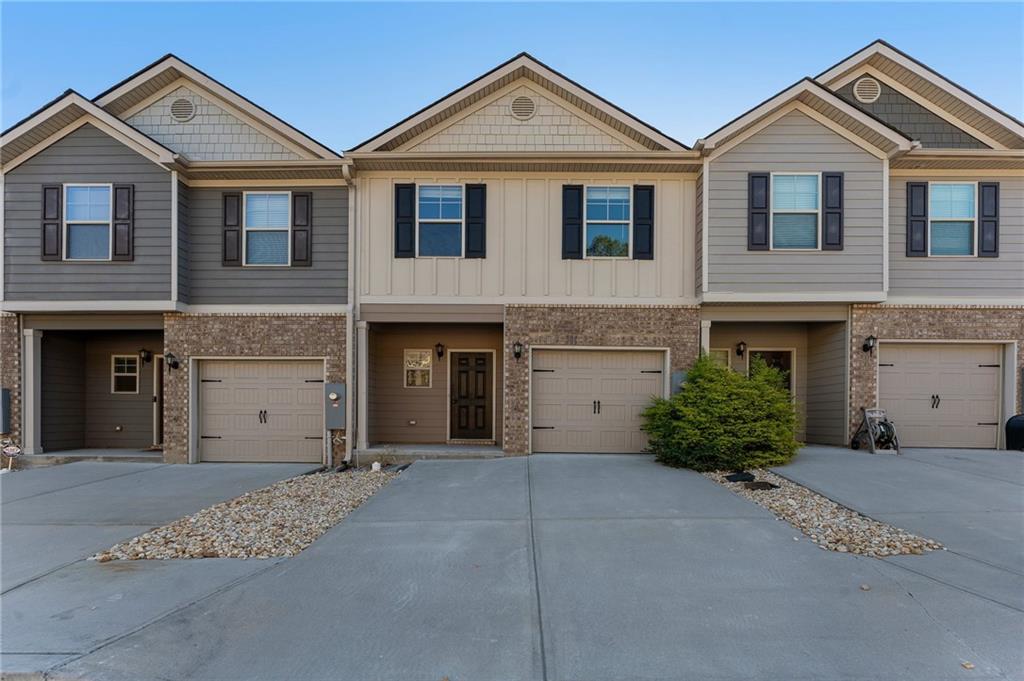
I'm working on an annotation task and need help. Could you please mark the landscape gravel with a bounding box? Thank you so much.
[93,468,398,561]
[704,469,943,557]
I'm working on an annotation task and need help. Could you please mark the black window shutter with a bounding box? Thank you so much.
[111,184,134,261]
[632,185,654,260]
[222,193,242,266]
[978,182,999,258]
[394,183,416,258]
[562,185,583,259]
[906,182,928,257]
[822,173,843,250]
[748,173,769,250]
[465,184,486,258]
[291,192,313,266]
[41,185,62,261]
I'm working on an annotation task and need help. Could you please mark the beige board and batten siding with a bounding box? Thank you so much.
[888,175,1024,299]
[358,174,695,302]
[706,110,885,294]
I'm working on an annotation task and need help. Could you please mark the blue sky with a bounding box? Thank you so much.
[2,2,1021,151]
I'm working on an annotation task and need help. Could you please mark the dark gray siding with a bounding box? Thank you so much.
[177,180,190,304]
[835,79,987,149]
[3,124,172,301]
[41,333,86,451]
[187,186,348,304]
[84,332,161,449]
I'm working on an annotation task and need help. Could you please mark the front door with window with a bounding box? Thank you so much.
[450,353,492,440]
[751,350,793,392]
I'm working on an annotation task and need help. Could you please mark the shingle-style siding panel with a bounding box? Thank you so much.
[404,84,640,153]
[889,175,1024,299]
[126,85,302,161]
[187,186,348,304]
[3,124,172,301]
[177,180,190,304]
[707,111,884,293]
[835,79,987,149]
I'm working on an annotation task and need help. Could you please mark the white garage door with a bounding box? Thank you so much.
[199,360,324,463]
[878,344,1001,449]
[531,350,665,453]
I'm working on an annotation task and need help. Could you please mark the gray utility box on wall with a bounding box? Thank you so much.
[324,383,346,430]
[0,388,10,435]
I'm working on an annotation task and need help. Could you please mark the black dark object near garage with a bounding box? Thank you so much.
[1006,415,1024,451]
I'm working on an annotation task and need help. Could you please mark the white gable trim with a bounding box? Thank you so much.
[818,42,1024,141]
[828,66,1007,150]
[94,57,340,160]
[394,79,648,153]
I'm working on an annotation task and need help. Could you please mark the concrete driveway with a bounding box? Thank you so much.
[0,461,318,675]
[23,453,1022,681]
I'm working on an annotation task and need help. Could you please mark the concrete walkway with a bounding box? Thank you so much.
[21,454,1022,681]
[0,462,318,676]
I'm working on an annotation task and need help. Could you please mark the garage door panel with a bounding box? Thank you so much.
[879,344,1000,449]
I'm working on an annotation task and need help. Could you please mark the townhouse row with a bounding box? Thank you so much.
[1,40,1022,464]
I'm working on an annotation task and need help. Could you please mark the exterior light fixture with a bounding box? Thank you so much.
[435,343,445,360]
[862,335,878,353]
[139,349,153,363]
[164,353,181,370]
[512,341,524,360]
[735,341,747,357]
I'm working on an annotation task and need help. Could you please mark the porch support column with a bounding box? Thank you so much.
[356,320,369,451]
[22,329,42,454]
[699,320,711,355]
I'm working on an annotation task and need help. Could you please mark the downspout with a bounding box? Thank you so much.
[343,162,356,464]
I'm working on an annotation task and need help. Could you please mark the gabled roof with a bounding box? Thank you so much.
[697,78,915,158]
[93,54,342,159]
[816,40,1024,149]
[349,52,689,153]
[1,90,178,170]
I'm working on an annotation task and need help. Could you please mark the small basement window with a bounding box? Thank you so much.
[111,355,139,394]
[403,349,432,388]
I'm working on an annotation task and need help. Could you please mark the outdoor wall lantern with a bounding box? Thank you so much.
[862,335,878,353]
[138,349,154,363]
[164,353,181,370]
[435,343,446,360]
[512,341,524,360]
[735,341,747,357]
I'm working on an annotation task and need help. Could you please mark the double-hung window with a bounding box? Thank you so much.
[244,192,290,266]
[585,186,630,257]
[417,185,463,257]
[64,184,112,260]
[771,174,820,250]
[403,349,432,388]
[929,183,975,256]
[111,355,139,394]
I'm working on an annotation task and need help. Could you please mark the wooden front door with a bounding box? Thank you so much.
[450,352,492,440]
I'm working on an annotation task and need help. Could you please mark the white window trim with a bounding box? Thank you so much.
[63,183,113,262]
[111,354,140,394]
[403,348,433,389]
[416,184,464,259]
[584,184,633,259]
[927,181,978,259]
[242,190,292,267]
[769,172,821,252]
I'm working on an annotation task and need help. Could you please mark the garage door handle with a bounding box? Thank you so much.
[977,422,998,426]
[597,400,601,415]
[532,426,555,430]
[200,436,222,439]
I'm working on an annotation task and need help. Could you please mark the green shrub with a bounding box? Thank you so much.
[642,354,799,471]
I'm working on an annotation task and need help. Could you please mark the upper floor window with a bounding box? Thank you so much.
[244,192,290,266]
[929,183,975,256]
[65,184,112,260]
[418,185,463,257]
[585,186,630,257]
[771,174,819,250]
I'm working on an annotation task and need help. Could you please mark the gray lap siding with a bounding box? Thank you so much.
[3,124,172,301]
[184,186,348,305]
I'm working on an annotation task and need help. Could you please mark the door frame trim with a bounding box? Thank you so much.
[875,339,1016,449]
[746,347,798,398]
[152,354,164,448]
[189,356,329,465]
[445,349,497,443]
[526,346,671,455]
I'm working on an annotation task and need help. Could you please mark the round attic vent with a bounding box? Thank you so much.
[510,95,536,121]
[170,98,196,122]
[853,77,881,104]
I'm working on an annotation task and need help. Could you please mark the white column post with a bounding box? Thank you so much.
[356,320,369,451]
[699,320,711,355]
[22,329,42,454]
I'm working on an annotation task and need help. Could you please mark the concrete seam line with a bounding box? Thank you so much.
[877,557,1024,615]
[1,464,172,505]
[526,456,549,681]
